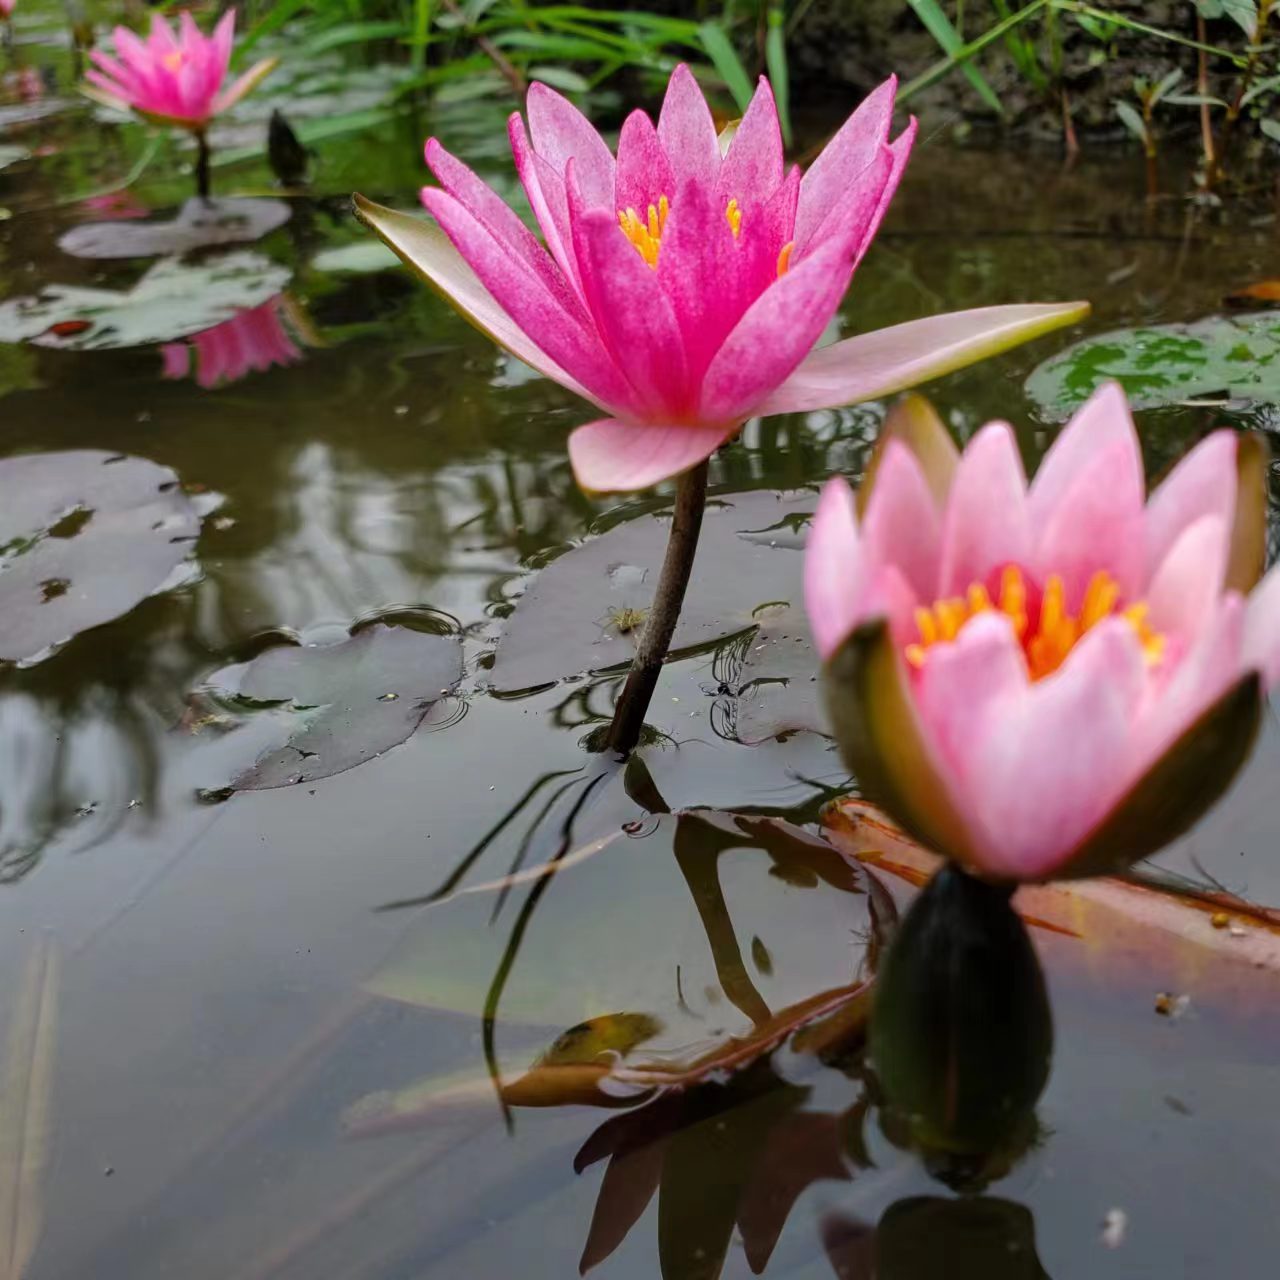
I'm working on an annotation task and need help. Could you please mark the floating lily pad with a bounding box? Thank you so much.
[491,490,814,691]
[57,197,291,260]
[1025,311,1280,417]
[0,451,203,664]
[0,145,29,172]
[210,623,464,791]
[311,241,400,275]
[729,605,827,744]
[0,252,291,351]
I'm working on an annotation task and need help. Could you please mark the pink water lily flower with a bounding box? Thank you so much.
[807,382,1280,882]
[0,1,15,22]
[161,297,301,389]
[355,67,1087,494]
[84,12,276,131]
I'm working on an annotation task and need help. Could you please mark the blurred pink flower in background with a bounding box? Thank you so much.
[161,297,301,389]
[79,190,151,221]
[807,382,1280,882]
[84,12,275,131]
[0,0,15,21]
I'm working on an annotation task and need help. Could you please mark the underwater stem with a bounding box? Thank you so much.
[195,130,211,201]
[606,460,709,755]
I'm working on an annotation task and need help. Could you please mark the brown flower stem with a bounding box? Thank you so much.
[605,460,709,756]
[195,129,211,201]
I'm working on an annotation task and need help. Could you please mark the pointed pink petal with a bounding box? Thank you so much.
[211,10,236,69]
[969,618,1146,879]
[1145,514,1228,643]
[508,113,581,294]
[1033,439,1146,609]
[526,81,615,209]
[804,478,864,660]
[717,77,784,206]
[425,138,582,319]
[657,63,720,192]
[860,440,942,601]
[1029,381,1143,529]
[731,163,802,305]
[938,421,1031,597]
[147,14,178,55]
[1243,564,1280,689]
[567,419,735,493]
[569,197,689,419]
[421,187,631,411]
[853,118,916,266]
[212,57,276,116]
[614,108,673,216]
[794,77,896,255]
[757,302,1092,416]
[1144,430,1237,586]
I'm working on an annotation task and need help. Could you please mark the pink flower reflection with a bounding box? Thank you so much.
[160,297,301,389]
[80,190,151,221]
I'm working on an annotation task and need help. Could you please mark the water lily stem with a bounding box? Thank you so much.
[195,130,211,201]
[606,460,709,756]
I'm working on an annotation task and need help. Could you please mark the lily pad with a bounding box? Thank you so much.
[491,490,814,691]
[0,145,29,172]
[1025,311,1280,417]
[209,623,464,791]
[57,197,291,260]
[311,241,400,275]
[725,604,827,744]
[0,451,203,664]
[0,252,291,351]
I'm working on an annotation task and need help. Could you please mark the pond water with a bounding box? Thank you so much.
[2,8,1280,1279]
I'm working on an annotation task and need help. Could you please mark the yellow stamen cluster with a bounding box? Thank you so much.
[162,51,186,73]
[905,566,1165,681]
[617,193,794,276]
[725,197,742,237]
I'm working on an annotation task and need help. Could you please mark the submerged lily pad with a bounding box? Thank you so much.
[491,490,814,691]
[210,623,464,791]
[1026,311,1280,417]
[57,197,291,260]
[0,252,290,351]
[0,451,203,664]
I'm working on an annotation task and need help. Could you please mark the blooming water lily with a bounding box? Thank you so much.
[807,383,1280,881]
[355,67,1087,494]
[84,12,276,133]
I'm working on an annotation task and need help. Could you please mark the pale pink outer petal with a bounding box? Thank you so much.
[853,119,916,266]
[794,77,895,255]
[938,421,1031,597]
[717,76,784,207]
[160,342,190,380]
[1028,381,1143,530]
[804,478,864,660]
[508,114,582,294]
[526,82,615,208]
[420,187,632,411]
[963,618,1147,879]
[756,302,1092,416]
[1144,514,1228,643]
[657,63,721,193]
[1143,430,1237,587]
[212,57,276,116]
[1242,563,1280,689]
[859,440,942,602]
[614,108,673,215]
[567,419,736,493]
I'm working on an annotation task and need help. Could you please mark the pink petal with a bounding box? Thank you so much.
[757,302,1092,416]
[614,108,673,216]
[1028,381,1143,532]
[1144,514,1228,643]
[657,64,721,193]
[699,154,891,425]
[794,77,896,255]
[1243,563,1280,689]
[525,82,615,209]
[567,419,735,493]
[424,138,582,319]
[1143,430,1237,587]
[853,118,916,266]
[717,77,784,207]
[160,342,190,379]
[420,187,632,411]
[569,197,689,419]
[859,440,941,602]
[938,421,1031,597]
[1033,438,1146,610]
[733,164,801,303]
[968,618,1146,879]
[508,113,581,294]
[804,478,864,660]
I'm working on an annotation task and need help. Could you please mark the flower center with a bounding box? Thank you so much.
[905,565,1165,681]
[616,193,794,275]
[162,50,186,73]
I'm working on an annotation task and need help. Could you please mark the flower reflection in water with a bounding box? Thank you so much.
[160,295,302,390]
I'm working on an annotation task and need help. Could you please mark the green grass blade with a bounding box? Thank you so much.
[764,5,792,146]
[697,20,754,112]
[906,0,1005,115]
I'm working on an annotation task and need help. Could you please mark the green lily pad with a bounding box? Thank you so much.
[57,197,291,260]
[1025,311,1280,417]
[0,252,291,351]
[209,623,464,791]
[0,451,203,664]
[491,490,814,692]
[311,241,400,275]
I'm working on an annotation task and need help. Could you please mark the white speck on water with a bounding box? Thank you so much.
[1101,1208,1127,1249]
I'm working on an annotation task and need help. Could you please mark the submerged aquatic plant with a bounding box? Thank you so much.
[807,383,1280,882]
[83,13,276,199]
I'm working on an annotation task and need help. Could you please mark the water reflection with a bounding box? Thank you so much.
[160,295,303,390]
